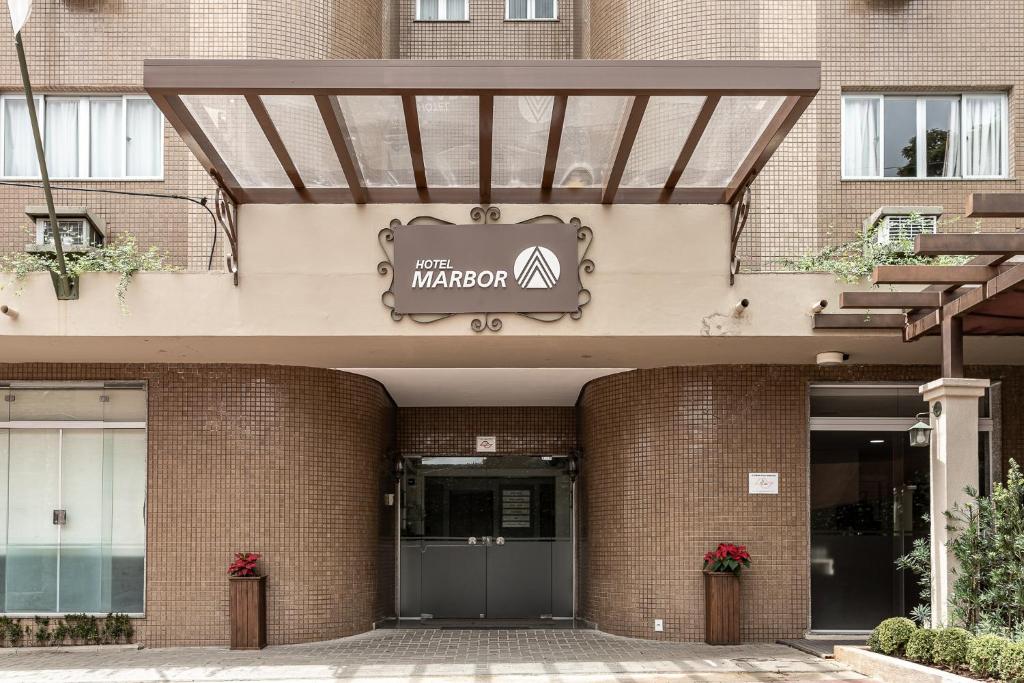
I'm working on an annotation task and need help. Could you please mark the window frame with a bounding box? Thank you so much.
[505,0,558,21]
[0,94,164,182]
[840,92,1009,181]
[415,0,470,21]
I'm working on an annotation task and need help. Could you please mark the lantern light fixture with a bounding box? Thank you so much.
[909,412,933,448]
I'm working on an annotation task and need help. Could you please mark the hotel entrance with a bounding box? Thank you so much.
[398,455,574,622]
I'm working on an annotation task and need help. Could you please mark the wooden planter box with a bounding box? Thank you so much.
[229,576,266,650]
[704,571,740,645]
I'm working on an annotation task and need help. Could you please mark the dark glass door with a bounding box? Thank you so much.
[810,432,930,630]
[399,456,573,620]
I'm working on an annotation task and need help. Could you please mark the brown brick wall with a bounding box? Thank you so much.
[582,0,1024,271]
[0,363,396,648]
[398,406,576,455]
[577,364,1024,641]
[399,0,573,59]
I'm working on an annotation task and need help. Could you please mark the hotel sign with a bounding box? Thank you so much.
[390,223,580,315]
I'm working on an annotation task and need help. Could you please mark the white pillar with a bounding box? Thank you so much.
[919,377,989,628]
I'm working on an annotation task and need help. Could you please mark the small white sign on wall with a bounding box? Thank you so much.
[748,472,779,495]
[476,436,497,453]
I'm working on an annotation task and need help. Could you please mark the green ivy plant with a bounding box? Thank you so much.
[0,233,180,310]
[785,216,973,283]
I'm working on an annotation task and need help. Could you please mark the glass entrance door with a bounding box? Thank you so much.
[810,432,929,630]
[399,456,573,620]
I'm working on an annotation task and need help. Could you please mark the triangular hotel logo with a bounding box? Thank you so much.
[514,246,560,289]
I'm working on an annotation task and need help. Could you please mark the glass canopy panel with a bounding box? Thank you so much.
[181,95,290,188]
[621,96,704,188]
[339,95,415,188]
[679,95,784,188]
[417,95,478,187]
[553,96,630,188]
[261,95,347,188]
[493,95,553,188]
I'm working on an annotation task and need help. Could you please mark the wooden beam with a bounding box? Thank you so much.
[664,95,719,193]
[234,185,729,205]
[245,95,304,191]
[144,58,822,98]
[905,310,942,341]
[873,265,1000,285]
[402,95,427,191]
[602,95,649,204]
[813,313,907,330]
[479,95,493,204]
[966,193,1024,218]
[915,233,1024,256]
[541,95,568,191]
[839,291,943,310]
[941,314,964,378]
[315,95,366,203]
[725,95,806,203]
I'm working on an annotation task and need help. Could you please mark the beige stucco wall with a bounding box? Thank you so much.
[2,202,1022,367]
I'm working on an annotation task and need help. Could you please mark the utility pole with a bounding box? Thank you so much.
[9,2,73,298]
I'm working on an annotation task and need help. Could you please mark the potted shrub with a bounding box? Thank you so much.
[702,543,751,645]
[228,552,266,650]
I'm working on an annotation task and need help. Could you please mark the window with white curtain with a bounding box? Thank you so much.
[417,0,468,20]
[0,384,147,615]
[507,0,557,19]
[842,93,1007,179]
[1,95,163,180]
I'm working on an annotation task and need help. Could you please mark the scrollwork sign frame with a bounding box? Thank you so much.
[378,207,594,333]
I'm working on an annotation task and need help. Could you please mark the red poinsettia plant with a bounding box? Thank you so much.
[227,552,261,578]
[702,543,752,574]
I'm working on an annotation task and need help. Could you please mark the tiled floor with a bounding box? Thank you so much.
[0,629,874,682]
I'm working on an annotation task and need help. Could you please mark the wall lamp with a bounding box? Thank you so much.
[908,412,933,448]
[810,299,828,314]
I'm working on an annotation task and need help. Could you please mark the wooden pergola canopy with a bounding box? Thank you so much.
[816,194,1024,376]
[143,59,819,205]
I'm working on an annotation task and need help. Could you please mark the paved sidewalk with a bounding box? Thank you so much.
[0,628,873,683]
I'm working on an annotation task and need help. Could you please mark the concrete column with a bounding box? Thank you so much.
[919,377,989,628]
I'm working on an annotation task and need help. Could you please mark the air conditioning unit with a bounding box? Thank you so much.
[878,213,938,244]
[23,206,105,254]
[863,206,942,246]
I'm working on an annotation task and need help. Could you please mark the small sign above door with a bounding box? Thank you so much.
[748,473,779,495]
[476,436,496,453]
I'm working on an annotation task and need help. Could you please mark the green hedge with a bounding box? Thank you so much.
[870,618,917,656]
[1000,642,1024,683]
[967,633,1009,678]
[905,628,937,665]
[933,627,972,668]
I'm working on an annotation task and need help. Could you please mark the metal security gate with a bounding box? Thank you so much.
[398,455,573,621]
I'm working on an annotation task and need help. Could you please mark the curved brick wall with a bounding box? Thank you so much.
[0,364,395,647]
[577,364,1024,641]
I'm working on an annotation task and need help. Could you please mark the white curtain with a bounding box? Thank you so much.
[941,99,960,177]
[508,0,527,18]
[126,99,162,177]
[446,0,465,19]
[419,0,438,19]
[843,97,880,177]
[535,0,555,18]
[3,97,39,177]
[44,100,78,178]
[963,95,1004,177]
[90,99,122,178]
